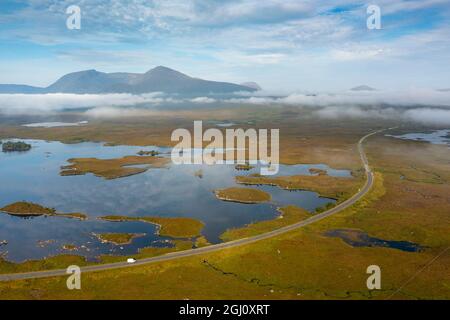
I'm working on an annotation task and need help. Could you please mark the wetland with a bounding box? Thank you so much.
[0,138,351,263]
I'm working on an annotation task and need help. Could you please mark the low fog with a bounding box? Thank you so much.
[1,89,450,126]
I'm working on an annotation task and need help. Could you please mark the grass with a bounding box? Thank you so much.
[60,156,169,179]
[220,205,311,242]
[99,216,205,238]
[93,233,146,245]
[0,202,87,220]
[0,107,449,299]
[309,168,327,175]
[214,187,271,204]
[1,202,55,215]
[62,244,78,251]
[53,212,87,220]
[236,174,360,202]
[235,164,254,171]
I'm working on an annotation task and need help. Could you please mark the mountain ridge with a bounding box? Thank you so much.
[0,66,258,95]
[350,85,376,91]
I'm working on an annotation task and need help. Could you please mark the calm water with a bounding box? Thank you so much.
[0,139,350,262]
[324,229,422,252]
[386,129,450,146]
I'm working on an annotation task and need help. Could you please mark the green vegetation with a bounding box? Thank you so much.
[221,205,311,242]
[62,244,78,251]
[236,173,358,202]
[94,233,146,245]
[99,240,195,264]
[214,187,271,204]
[0,202,86,220]
[235,164,254,171]
[137,150,160,156]
[1,141,31,152]
[309,168,327,175]
[1,108,449,299]
[60,155,169,179]
[1,202,55,216]
[314,202,335,213]
[194,236,211,248]
[53,212,87,220]
[99,216,204,238]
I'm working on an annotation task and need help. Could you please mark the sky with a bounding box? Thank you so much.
[1,0,450,92]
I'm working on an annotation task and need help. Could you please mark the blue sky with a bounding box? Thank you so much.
[1,0,449,91]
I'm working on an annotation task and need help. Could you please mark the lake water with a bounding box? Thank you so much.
[324,229,422,252]
[22,121,89,128]
[0,139,351,262]
[386,129,450,146]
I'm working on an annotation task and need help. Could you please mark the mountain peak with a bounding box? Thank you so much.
[350,85,376,91]
[0,66,256,95]
[146,66,184,74]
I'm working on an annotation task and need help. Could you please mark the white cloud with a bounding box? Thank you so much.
[0,93,165,114]
[331,47,387,61]
[190,97,216,103]
[84,107,152,118]
[403,108,450,126]
[228,89,450,107]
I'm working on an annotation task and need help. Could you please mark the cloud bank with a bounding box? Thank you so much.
[1,89,450,125]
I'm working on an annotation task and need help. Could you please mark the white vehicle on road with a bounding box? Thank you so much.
[127,258,136,264]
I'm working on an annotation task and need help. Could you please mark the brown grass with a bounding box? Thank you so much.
[214,187,271,203]
[99,216,204,238]
[60,156,169,179]
[236,174,359,201]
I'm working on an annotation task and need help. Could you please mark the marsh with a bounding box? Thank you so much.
[0,139,350,262]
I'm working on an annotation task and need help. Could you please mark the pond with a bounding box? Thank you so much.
[386,129,450,147]
[0,139,351,262]
[324,229,422,252]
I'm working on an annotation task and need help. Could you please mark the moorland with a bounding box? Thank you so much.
[0,105,449,299]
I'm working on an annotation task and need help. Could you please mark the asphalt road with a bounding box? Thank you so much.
[0,129,384,282]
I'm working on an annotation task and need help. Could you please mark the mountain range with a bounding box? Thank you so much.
[350,85,376,91]
[0,66,259,95]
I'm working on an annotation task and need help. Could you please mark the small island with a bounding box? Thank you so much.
[137,150,160,156]
[1,201,55,216]
[99,216,204,239]
[60,155,169,179]
[0,201,87,220]
[235,164,254,171]
[62,244,78,251]
[214,187,271,204]
[2,141,31,152]
[93,233,146,245]
[309,168,327,176]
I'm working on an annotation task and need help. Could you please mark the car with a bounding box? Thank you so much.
[127,258,136,264]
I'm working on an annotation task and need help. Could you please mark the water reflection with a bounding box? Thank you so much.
[386,129,450,146]
[0,139,351,262]
[324,229,422,252]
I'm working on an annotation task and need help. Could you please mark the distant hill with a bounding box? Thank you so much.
[240,82,262,90]
[0,66,258,95]
[0,84,43,94]
[350,85,376,91]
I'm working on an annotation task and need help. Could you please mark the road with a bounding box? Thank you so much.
[0,129,384,282]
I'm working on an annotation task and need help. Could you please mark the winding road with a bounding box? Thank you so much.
[0,129,385,282]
